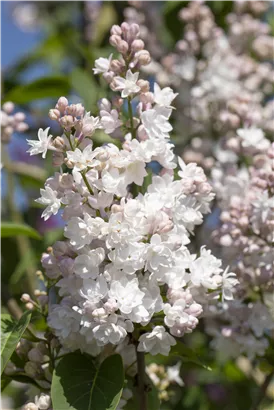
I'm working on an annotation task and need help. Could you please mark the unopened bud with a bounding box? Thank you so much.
[24,361,40,378]
[121,22,130,34]
[14,112,26,122]
[26,302,34,310]
[131,39,144,52]
[110,35,121,47]
[129,23,140,38]
[21,293,31,303]
[2,101,14,114]
[64,158,74,169]
[28,348,44,363]
[98,98,111,112]
[111,25,122,36]
[66,103,85,117]
[52,136,65,150]
[49,109,60,120]
[16,122,28,132]
[60,115,74,130]
[110,59,124,73]
[23,402,38,410]
[137,79,150,93]
[56,96,68,112]
[136,50,151,66]
[116,40,129,54]
[103,71,114,84]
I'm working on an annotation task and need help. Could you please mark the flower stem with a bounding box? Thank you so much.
[127,97,136,139]
[136,349,147,410]
[81,171,93,195]
[250,370,274,410]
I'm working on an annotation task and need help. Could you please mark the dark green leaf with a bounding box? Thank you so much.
[3,76,70,104]
[51,352,124,410]
[170,341,212,370]
[1,312,32,375]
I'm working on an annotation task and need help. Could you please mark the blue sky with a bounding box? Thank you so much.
[1,2,42,68]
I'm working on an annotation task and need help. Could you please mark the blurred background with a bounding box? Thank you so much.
[1,1,274,409]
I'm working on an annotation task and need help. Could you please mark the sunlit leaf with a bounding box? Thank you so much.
[1,222,42,240]
[51,353,124,410]
[1,312,32,375]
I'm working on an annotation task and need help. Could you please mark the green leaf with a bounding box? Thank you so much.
[51,352,124,410]
[1,312,32,375]
[1,222,42,240]
[170,341,212,371]
[1,374,11,392]
[9,249,37,286]
[70,68,99,111]
[3,76,70,104]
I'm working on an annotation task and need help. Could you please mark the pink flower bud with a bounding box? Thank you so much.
[49,109,60,121]
[98,98,111,112]
[116,40,129,54]
[131,39,144,52]
[137,79,150,93]
[52,136,65,150]
[60,115,74,129]
[103,71,114,84]
[136,50,151,65]
[21,293,31,303]
[16,122,28,132]
[121,22,130,34]
[110,35,121,47]
[2,101,14,114]
[111,25,122,36]
[66,103,85,117]
[110,59,125,73]
[14,112,26,122]
[129,23,140,38]
[56,96,68,112]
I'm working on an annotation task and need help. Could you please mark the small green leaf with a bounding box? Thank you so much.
[70,68,99,111]
[170,341,212,371]
[1,222,42,240]
[51,352,124,410]
[1,312,32,375]
[3,76,70,104]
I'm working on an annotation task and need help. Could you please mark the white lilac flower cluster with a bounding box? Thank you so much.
[198,116,273,362]
[1,101,28,144]
[207,135,274,361]
[126,1,274,172]
[27,22,236,359]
